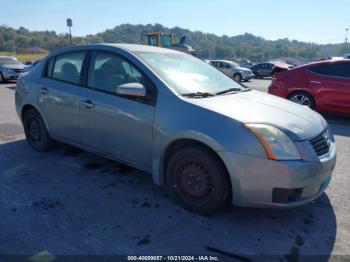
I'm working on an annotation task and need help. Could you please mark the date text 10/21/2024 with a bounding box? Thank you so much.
[127,256,220,261]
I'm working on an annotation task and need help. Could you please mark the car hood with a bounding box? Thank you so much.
[188,90,327,141]
[0,64,26,70]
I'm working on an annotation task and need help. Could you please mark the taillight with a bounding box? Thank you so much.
[274,73,287,81]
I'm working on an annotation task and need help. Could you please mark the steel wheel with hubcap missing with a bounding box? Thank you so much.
[288,91,315,109]
[166,146,230,214]
[23,108,53,151]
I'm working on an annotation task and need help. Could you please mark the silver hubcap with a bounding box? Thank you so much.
[290,95,311,107]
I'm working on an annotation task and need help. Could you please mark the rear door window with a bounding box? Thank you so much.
[52,51,86,84]
[45,58,55,78]
[329,63,350,78]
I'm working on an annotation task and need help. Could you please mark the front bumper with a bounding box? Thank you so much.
[219,140,336,208]
[242,73,254,81]
[2,70,24,80]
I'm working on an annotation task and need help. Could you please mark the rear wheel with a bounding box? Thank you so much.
[287,91,315,109]
[166,146,230,214]
[23,108,53,151]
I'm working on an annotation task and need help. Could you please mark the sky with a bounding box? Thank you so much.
[1,0,349,44]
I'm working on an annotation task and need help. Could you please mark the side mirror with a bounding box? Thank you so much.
[116,83,146,97]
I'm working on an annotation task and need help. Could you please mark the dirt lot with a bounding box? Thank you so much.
[1,80,350,260]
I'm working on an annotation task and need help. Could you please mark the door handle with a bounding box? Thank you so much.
[81,100,95,109]
[309,80,322,84]
[40,87,49,95]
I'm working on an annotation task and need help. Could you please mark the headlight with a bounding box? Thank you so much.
[3,68,13,73]
[244,124,301,160]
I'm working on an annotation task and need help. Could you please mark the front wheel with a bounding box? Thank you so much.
[287,91,315,109]
[233,74,242,82]
[23,108,53,151]
[0,73,5,83]
[166,147,230,214]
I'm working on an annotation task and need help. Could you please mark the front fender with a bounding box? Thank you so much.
[151,130,225,186]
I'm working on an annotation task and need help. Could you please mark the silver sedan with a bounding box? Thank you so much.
[15,44,336,214]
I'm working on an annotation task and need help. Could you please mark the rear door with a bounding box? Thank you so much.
[38,51,86,143]
[308,62,350,113]
[326,62,350,113]
[79,50,156,169]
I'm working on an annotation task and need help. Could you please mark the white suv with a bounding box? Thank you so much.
[209,60,254,82]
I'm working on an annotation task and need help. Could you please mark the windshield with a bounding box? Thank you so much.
[0,57,21,65]
[137,52,244,95]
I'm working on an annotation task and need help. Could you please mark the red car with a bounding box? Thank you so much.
[268,60,350,115]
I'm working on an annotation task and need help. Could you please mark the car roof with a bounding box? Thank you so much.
[49,43,183,57]
[210,60,235,63]
[301,59,350,68]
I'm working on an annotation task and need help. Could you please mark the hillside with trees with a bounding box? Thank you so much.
[0,23,348,62]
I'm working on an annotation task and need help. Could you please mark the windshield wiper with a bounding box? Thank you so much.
[182,92,215,98]
[215,88,242,95]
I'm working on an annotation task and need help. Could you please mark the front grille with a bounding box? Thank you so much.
[309,130,330,157]
[13,69,24,73]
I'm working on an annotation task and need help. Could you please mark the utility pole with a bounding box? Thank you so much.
[66,18,73,46]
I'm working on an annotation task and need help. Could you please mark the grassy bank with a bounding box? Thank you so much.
[0,51,48,62]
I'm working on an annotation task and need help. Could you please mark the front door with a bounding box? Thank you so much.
[79,50,156,169]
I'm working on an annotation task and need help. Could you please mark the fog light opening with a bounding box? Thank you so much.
[272,188,303,203]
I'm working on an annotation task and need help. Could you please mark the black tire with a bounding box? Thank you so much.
[23,108,53,151]
[253,72,262,79]
[166,146,230,214]
[287,91,315,109]
[233,73,242,82]
[0,72,5,83]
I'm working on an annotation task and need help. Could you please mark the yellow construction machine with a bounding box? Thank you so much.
[143,32,196,55]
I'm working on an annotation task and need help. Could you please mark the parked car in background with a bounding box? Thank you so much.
[0,56,27,83]
[270,61,294,75]
[237,59,253,68]
[268,59,350,115]
[209,60,254,81]
[24,59,41,71]
[16,44,336,214]
[344,53,350,59]
[250,62,275,78]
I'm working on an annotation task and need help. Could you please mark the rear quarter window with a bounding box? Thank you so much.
[45,58,55,78]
